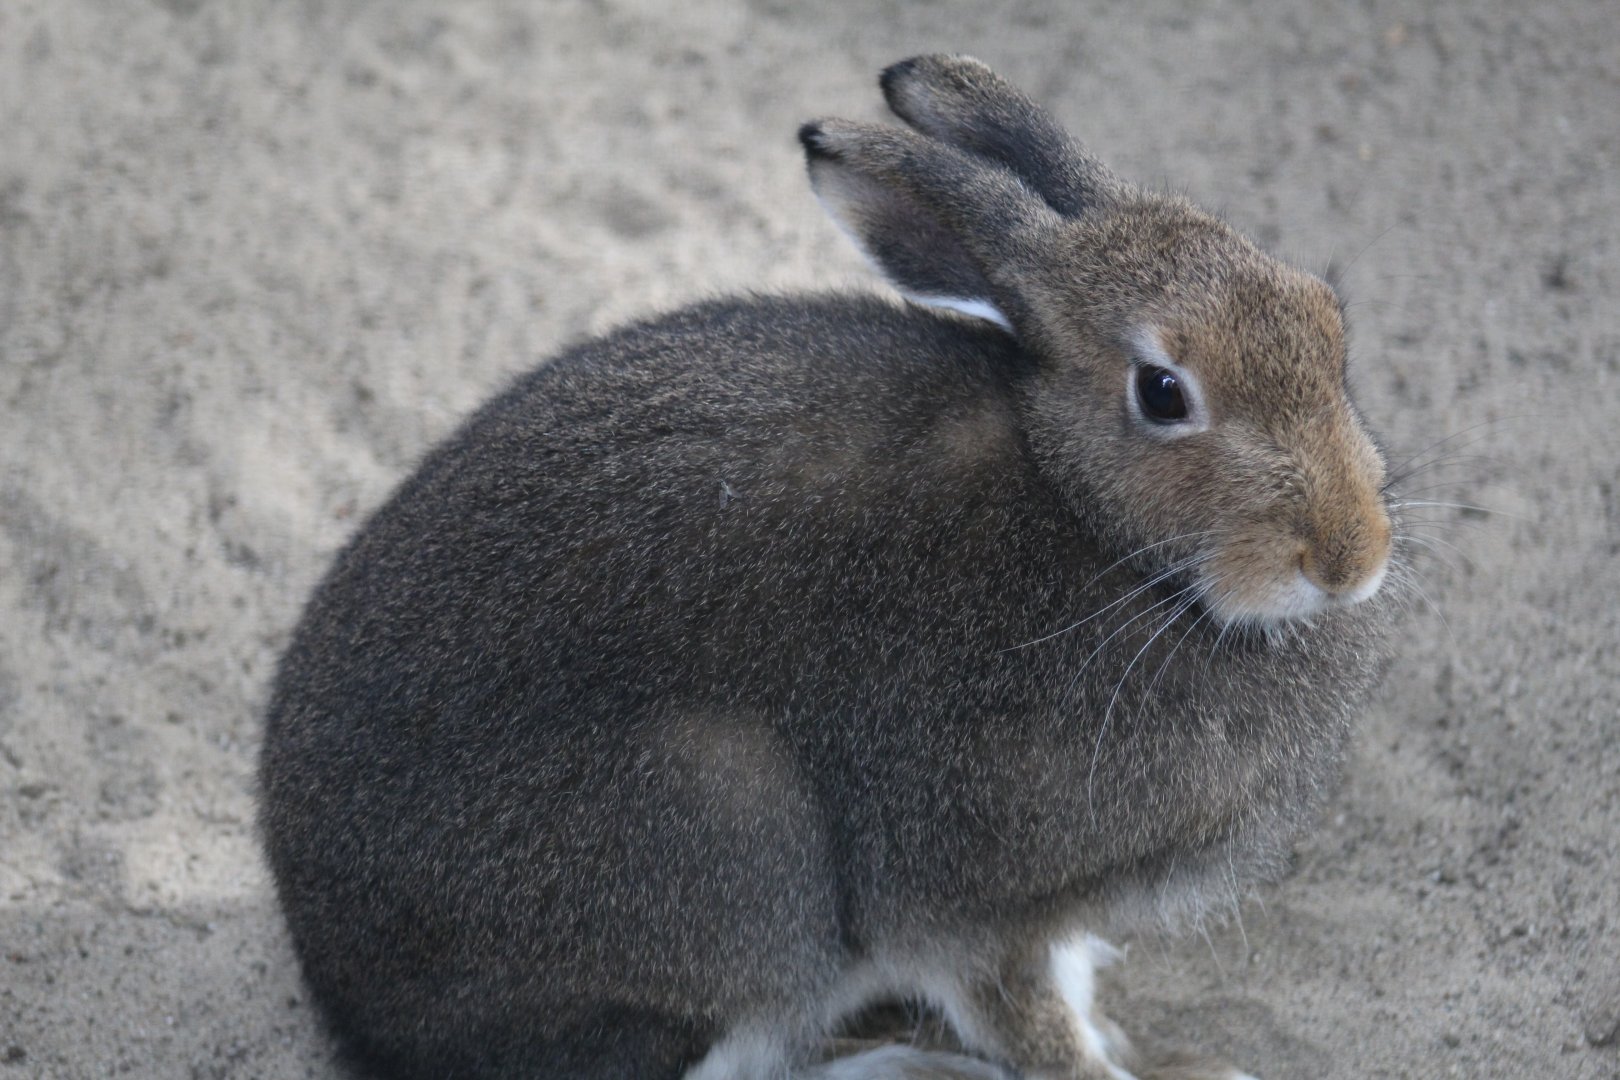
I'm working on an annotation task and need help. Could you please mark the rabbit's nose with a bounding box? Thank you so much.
[1299,510,1392,604]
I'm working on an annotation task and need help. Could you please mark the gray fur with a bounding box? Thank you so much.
[261,56,1396,1080]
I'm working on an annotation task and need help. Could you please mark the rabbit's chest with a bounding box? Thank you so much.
[864,622,1378,929]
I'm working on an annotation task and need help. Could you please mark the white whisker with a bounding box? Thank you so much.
[1135,602,1217,723]
[1059,577,1206,703]
[1393,533,1469,574]
[1200,586,1242,679]
[1385,563,1458,652]
[1380,416,1526,490]
[1002,535,1212,651]
[1086,588,1202,827]
[1391,499,1523,521]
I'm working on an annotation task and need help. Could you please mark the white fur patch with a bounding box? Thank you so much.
[683,1027,787,1080]
[1208,555,1390,628]
[804,1044,1012,1080]
[902,292,1014,332]
[1340,556,1389,604]
[1242,572,1332,625]
[814,950,1010,1067]
[1049,935,1137,1080]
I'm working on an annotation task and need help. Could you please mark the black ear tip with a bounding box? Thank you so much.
[798,121,826,155]
[879,57,919,97]
[798,121,838,160]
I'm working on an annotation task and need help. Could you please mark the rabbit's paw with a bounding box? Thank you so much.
[809,1044,1015,1079]
[951,936,1139,1080]
[1048,939,1266,1080]
[684,1026,788,1080]
[1048,934,1136,1072]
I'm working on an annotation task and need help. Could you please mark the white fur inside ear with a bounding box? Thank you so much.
[807,167,1013,336]
[903,293,1015,333]
[810,191,1011,334]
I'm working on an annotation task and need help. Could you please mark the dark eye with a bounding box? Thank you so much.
[1135,365,1189,423]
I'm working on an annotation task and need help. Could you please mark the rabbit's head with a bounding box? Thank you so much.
[803,55,1391,628]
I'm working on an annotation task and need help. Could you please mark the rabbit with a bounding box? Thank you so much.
[259,54,1399,1080]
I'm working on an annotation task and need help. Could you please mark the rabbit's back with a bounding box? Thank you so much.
[260,295,1076,1075]
[263,294,1048,767]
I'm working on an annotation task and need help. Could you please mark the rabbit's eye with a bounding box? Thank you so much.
[1135,365,1189,422]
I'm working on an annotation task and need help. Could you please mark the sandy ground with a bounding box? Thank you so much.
[1,1,1616,1077]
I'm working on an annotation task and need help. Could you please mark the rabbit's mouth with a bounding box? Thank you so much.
[1195,539,1392,629]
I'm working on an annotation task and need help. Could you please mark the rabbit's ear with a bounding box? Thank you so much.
[801,119,1057,334]
[880,55,1127,219]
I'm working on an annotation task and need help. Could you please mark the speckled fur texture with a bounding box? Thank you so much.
[259,56,1398,1079]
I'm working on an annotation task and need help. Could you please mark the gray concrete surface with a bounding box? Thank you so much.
[1,1,1615,1077]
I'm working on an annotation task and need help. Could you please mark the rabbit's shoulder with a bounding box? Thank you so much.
[477,294,1029,448]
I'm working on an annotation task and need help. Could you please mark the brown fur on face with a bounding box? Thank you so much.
[1015,196,1392,624]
